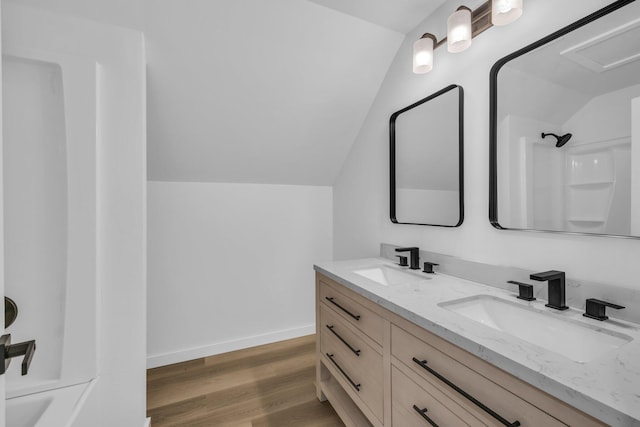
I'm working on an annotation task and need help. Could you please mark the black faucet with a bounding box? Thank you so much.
[530,270,568,310]
[395,247,420,270]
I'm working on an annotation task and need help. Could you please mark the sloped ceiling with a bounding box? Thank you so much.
[145,0,407,184]
[8,0,448,185]
[307,0,447,34]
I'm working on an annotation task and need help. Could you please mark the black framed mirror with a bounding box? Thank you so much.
[390,84,464,227]
[490,0,640,238]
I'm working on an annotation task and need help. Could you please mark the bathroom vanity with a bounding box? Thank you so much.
[314,257,640,426]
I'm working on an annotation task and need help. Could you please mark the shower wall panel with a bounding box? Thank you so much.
[3,57,67,384]
[2,46,98,398]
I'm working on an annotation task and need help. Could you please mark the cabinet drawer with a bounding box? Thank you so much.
[319,279,384,344]
[392,365,482,427]
[321,305,384,422]
[391,325,567,427]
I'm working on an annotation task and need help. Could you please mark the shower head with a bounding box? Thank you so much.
[541,132,572,148]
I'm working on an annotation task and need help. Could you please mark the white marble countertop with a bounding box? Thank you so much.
[314,257,640,426]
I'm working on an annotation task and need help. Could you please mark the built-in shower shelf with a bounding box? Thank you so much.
[567,181,614,187]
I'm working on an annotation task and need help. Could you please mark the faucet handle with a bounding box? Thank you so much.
[422,262,439,274]
[396,255,408,267]
[507,280,536,301]
[583,298,625,321]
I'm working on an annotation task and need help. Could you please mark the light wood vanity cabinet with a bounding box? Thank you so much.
[315,272,607,427]
[320,304,384,422]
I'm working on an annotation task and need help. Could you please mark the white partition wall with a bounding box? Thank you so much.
[147,182,332,368]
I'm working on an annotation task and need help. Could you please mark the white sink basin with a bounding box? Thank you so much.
[439,295,632,363]
[353,265,430,286]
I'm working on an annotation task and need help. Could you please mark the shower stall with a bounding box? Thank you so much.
[2,29,98,426]
[503,130,633,234]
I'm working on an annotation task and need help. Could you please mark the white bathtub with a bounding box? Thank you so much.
[6,381,95,427]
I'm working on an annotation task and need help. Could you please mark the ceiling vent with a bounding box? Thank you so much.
[561,17,640,73]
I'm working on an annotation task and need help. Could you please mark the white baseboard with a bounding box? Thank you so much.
[146,324,315,369]
[144,417,151,427]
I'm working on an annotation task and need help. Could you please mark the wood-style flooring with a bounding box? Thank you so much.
[147,334,345,427]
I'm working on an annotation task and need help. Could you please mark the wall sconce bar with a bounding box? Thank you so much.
[429,1,493,49]
[413,0,522,74]
[471,1,493,38]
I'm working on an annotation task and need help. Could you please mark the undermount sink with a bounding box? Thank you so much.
[439,295,632,363]
[353,265,430,287]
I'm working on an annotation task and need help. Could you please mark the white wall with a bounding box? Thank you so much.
[147,181,332,367]
[564,84,640,144]
[497,65,590,126]
[2,4,148,426]
[334,0,640,290]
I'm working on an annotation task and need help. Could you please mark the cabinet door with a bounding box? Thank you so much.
[392,325,567,427]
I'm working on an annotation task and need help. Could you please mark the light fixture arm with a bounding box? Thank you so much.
[418,32,443,49]
[470,1,493,39]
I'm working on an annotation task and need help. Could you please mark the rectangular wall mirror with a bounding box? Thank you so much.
[490,0,640,238]
[390,84,464,226]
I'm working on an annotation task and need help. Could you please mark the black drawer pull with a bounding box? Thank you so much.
[326,353,361,391]
[326,325,361,356]
[325,297,361,321]
[412,358,521,427]
[413,405,439,427]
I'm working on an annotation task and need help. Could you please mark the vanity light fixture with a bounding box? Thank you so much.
[492,0,523,26]
[413,33,436,74]
[413,0,523,74]
[448,6,473,53]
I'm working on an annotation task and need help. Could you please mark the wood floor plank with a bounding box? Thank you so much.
[178,374,317,425]
[202,335,316,367]
[147,348,316,409]
[147,358,205,382]
[251,399,345,427]
[147,334,344,427]
[149,366,315,425]
[148,337,315,390]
